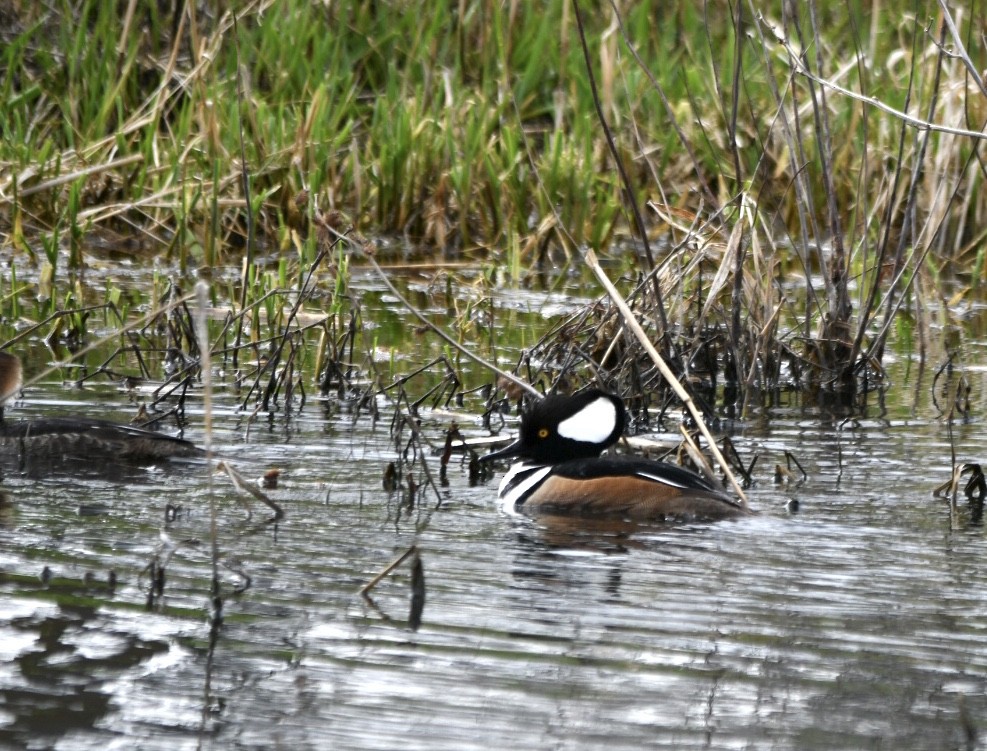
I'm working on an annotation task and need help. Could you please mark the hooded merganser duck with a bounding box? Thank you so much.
[480,389,750,522]
[0,351,201,461]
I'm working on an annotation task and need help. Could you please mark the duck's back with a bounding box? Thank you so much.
[0,416,202,460]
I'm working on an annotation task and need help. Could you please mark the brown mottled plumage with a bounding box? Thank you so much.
[0,352,201,461]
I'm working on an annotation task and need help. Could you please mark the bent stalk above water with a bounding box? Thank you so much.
[585,249,749,508]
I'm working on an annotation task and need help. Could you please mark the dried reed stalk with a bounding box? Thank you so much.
[585,249,749,507]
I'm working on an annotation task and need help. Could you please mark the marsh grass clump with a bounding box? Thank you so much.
[0,0,628,270]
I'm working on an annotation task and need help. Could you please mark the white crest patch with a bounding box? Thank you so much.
[556,396,617,444]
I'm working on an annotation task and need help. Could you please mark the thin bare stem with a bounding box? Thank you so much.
[359,545,419,596]
[571,0,671,345]
[766,19,987,141]
[606,0,719,213]
[362,252,540,398]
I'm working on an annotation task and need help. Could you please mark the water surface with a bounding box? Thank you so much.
[1,270,986,751]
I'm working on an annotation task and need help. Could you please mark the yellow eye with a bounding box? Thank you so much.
[537,428,550,439]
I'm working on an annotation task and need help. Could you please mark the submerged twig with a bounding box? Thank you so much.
[409,551,425,631]
[359,545,425,631]
[782,450,809,486]
[359,545,419,597]
[677,427,717,481]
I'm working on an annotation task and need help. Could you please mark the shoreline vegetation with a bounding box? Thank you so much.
[0,0,984,422]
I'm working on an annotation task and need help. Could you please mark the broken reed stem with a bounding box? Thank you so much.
[584,249,749,507]
[217,461,285,520]
[363,251,541,398]
[359,545,419,596]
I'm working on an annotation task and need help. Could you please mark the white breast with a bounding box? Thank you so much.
[499,463,553,515]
